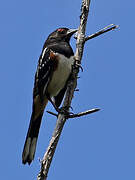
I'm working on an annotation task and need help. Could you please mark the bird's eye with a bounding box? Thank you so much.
[57,29,65,34]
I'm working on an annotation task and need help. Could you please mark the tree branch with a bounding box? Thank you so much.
[68,108,100,118]
[85,24,119,41]
[37,0,117,179]
[47,108,100,119]
[37,1,91,179]
[46,111,58,117]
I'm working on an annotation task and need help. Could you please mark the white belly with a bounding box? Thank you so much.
[47,54,74,96]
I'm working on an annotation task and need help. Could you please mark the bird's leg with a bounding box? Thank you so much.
[60,106,74,115]
[46,93,62,113]
[46,93,74,116]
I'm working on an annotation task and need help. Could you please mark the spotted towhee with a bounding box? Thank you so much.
[22,28,77,164]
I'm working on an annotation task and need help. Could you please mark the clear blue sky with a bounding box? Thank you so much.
[0,0,134,179]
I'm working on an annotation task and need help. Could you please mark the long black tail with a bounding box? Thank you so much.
[22,112,43,165]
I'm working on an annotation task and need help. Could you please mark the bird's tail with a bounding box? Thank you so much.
[22,98,48,165]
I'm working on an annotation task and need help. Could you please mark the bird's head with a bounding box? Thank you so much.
[46,28,78,44]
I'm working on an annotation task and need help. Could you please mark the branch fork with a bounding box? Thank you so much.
[47,107,100,119]
[74,23,119,42]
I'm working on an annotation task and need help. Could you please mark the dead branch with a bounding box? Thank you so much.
[37,0,117,179]
[68,108,100,118]
[47,108,100,119]
[85,24,119,41]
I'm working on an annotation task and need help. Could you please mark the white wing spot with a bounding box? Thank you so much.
[42,47,47,59]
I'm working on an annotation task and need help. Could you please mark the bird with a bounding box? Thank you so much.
[22,27,77,165]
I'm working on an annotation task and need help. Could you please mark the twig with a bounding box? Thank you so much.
[68,108,100,118]
[46,111,58,117]
[85,24,119,41]
[47,108,100,119]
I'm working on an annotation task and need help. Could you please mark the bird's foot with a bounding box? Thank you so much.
[46,94,74,116]
[56,106,74,117]
[74,60,83,72]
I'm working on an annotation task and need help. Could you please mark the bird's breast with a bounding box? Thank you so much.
[47,54,74,96]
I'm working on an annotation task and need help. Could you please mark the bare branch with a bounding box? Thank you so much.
[37,1,91,179]
[85,24,119,41]
[47,108,100,119]
[46,111,58,117]
[68,108,100,118]
[37,0,118,179]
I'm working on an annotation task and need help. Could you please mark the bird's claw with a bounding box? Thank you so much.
[74,60,83,72]
[55,106,74,117]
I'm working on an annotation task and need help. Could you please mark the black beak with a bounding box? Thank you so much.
[67,29,78,36]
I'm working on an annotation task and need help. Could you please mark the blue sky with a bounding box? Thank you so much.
[0,0,134,179]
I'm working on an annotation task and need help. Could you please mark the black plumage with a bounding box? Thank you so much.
[22,28,77,164]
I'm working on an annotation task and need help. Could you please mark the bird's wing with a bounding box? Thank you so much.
[33,47,56,101]
[22,47,54,164]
